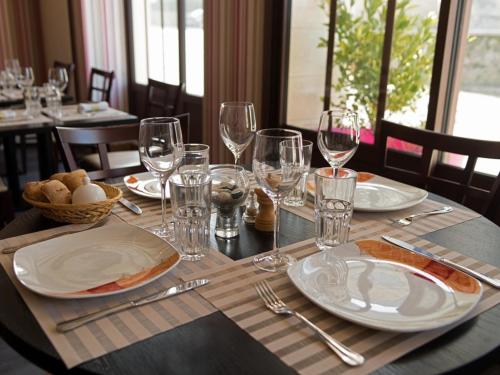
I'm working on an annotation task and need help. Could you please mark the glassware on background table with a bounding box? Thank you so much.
[252,129,304,272]
[23,87,42,118]
[219,101,257,164]
[284,140,314,207]
[44,83,62,118]
[169,173,211,261]
[317,108,360,177]
[210,165,249,238]
[16,67,34,89]
[5,58,20,77]
[139,117,184,238]
[178,144,210,175]
[48,67,68,93]
[314,167,357,250]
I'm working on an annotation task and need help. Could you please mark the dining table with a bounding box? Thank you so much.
[0,173,499,375]
[0,105,137,207]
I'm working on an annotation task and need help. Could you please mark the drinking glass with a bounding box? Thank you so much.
[16,67,34,89]
[210,165,249,238]
[219,102,257,164]
[48,67,69,93]
[139,117,184,237]
[5,59,20,76]
[44,83,62,118]
[169,173,211,261]
[314,167,357,250]
[178,144,210,175]
[284,140,314,207]
[252,129,304,272]
[317,108,360,177]
[24,87,42,118]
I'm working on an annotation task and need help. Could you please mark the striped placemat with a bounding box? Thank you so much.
[0,215,232,369]
[180,234,500,375]
[282,197,480,237]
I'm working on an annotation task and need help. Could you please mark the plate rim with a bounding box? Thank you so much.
[287,245,482,332]
[124,172,164,200]
[13,223,181,299]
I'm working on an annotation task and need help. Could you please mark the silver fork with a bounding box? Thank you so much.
[255,280,364,366]
[393,206,453,226]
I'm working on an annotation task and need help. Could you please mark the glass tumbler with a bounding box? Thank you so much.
[169,172,212,261]
[23,87,42,117]
[314,167,357,250]
[44,84,62,118]
[210,165,249,238]
[284,140,314,207]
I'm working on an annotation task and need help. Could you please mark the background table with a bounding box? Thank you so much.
[0,194,499,374]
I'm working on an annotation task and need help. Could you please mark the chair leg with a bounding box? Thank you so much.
[17,134,27,174]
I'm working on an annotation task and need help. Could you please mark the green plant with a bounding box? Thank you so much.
[318,0,436,128]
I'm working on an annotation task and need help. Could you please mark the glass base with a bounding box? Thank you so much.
[147,224,173,239]
[253,253,296,272]
[181,254,206,261]
[215,227,239,238]
[283,198,305,207]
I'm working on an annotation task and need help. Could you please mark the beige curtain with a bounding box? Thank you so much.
[203,0,266,164]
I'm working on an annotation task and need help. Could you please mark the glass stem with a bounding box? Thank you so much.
[234,154,239,165]
[272,197,281,256]
[160,176,166,228]
[333,166,339,177]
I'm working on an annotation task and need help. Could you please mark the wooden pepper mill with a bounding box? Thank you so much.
[254,188,275,232]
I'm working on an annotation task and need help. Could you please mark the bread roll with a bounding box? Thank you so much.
[24,181,48,202]
[49,172,69,182]
[63,170,89,192]
[41,180,72,204]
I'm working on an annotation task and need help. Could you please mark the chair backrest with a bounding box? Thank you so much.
[53,61,75,94]
[88,68,114,102]
[378,119,500,219]
[145,79,185,118]
[54,124,144,180]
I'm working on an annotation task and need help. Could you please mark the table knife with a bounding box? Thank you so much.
[382,236,500,289]
[119,197,142,215]
[56,279,209,333]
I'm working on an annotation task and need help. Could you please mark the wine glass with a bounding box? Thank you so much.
[139,117,184,238]
[317,108,360,176]
[252,129,304,272]
[219,102,257,164]
[48,67,68,93]
[16,67,34,89]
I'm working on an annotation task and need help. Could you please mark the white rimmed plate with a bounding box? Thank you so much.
[124,172,166,200]
[287,240,482,332]
[14,223,180,299]
[306,172,428,212]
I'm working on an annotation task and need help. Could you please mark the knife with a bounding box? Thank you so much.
[56,279,209,333]
[119,197,142,215]
[382,236,500,289]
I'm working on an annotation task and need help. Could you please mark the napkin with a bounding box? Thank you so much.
[0,110,16,120]
[77,101,109,113]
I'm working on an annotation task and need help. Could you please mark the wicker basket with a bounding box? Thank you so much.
[23,182,123,224]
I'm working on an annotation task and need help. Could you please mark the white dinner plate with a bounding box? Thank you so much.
[14,223,180,299]
[124,172,166,200]
[306,172,428,212]
[287,240,482,332]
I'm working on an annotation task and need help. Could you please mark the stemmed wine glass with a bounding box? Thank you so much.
[16,67,34,89]
[48,67,69,93]
[252,129,304,272]
[317,108,360,176]
[219,102,257,164]
[139,117,184,238]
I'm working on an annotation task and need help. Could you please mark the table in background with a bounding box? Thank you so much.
[0,192,499,374]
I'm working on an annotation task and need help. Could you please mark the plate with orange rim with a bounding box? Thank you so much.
[13,223,181,299]
[306,171,428,212]
[124,172,165,200]
[287,239,482,332]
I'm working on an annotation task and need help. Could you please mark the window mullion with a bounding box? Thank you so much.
[178,0,186,85]
[323,0,338,111]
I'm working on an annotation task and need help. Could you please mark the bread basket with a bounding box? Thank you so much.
[23,182,123,224]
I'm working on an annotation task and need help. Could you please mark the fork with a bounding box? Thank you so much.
[255,280,364,366]
[393,206,453,226]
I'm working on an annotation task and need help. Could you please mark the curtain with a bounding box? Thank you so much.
[76,0,128,110]
[0,0,45,83]
[203,0,266,164]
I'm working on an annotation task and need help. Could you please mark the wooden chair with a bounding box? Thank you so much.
[145,79,185,118]
[54,124,145,180]
[54,114,190,179]
[88,68,114,102]
[378,120,500,222]
[53,60,75,95]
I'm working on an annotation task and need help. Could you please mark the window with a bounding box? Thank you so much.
[285,0,499,175]
[130,0,204,96]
